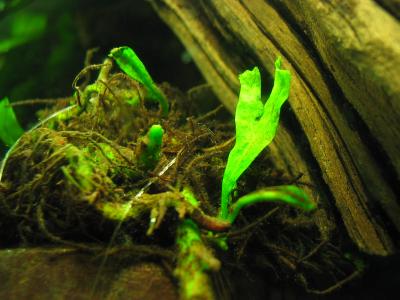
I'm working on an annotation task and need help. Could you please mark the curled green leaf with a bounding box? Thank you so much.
[220,59,291,219]
[109,46,169,116]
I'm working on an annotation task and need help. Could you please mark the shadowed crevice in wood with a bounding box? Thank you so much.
[374,0,400,19]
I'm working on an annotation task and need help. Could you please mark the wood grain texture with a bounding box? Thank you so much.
[151,0,400,255]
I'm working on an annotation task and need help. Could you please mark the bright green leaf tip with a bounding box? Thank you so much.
[275,57,282,69]
[109,46,169,116]
[148,124,164,147]
[0,97,24,146]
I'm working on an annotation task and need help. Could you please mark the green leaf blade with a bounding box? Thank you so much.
[109,46,169,116]
[220,60,291,220]
[0,97,24,146]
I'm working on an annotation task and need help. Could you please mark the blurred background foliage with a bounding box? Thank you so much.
[0,0,203,153]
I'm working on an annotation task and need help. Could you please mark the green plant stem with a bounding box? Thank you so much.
[227,185,316,223]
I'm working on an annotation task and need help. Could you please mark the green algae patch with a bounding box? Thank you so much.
[62,145,96,192]
[175,219,220,300]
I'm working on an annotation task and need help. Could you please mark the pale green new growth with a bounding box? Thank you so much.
[0,97,24,146]
[220,59,291,219]
[109,46,169,116]
[138,124,164,170]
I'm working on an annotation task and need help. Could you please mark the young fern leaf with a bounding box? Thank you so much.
[220,59,291,220]
[0,97,24,147]
[109,46,169,116]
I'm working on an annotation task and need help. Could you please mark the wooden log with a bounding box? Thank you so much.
[150,0,400,255]
[0,248,177,299]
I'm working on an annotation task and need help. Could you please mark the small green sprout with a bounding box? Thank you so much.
[110,46,169,116]
[137,124,164,170]
[220,59,315,221]
[0,97,24,146]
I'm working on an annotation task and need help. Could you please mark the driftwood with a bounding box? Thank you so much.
[150,0,400,255]
[0,248,177,299]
